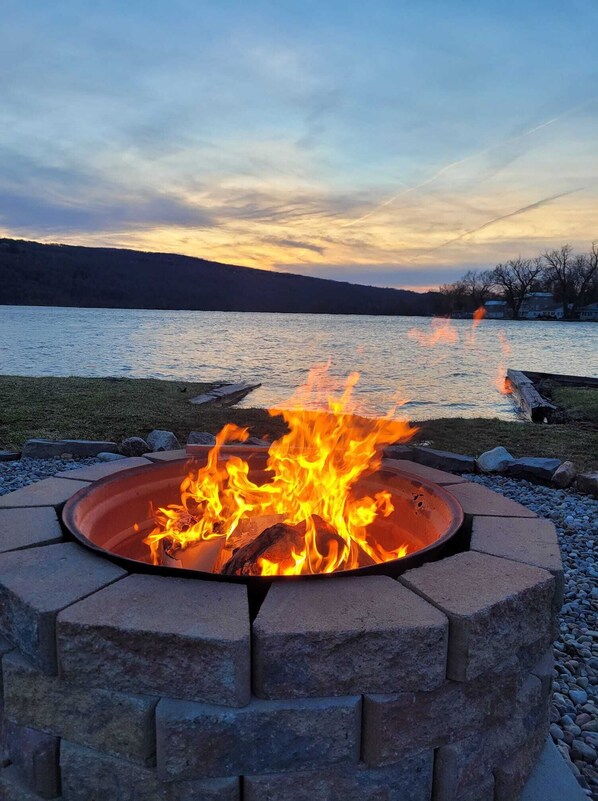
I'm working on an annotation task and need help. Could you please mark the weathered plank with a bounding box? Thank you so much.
[520,371,598,389]
[189,382,261,407]
[507,370,556,423]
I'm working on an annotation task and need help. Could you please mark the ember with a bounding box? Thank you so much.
[144,364,416,577]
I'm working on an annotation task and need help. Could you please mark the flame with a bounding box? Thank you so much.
[473,306,487,326]
[144,364,416,576]
[407,317,459,346]
[495,331,513,395]
[469,306,486,339]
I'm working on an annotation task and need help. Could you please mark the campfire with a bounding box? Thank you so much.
[145,365,416,577]
[62,364,463,582]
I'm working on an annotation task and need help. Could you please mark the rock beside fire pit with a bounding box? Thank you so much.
[504,458,563,483]
[146,429,181,452]
[119,436,150,457]
[187,431,217,446]
[476,446,515,473]
[410,447,475,474]
[21,439,119,459]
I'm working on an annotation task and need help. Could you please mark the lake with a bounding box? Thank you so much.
[1,306,596,421]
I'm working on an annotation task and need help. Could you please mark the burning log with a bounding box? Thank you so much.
[221,515,352,577]
[221,523,304,576]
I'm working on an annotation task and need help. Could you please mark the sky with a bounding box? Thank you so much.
[1,1,598,291]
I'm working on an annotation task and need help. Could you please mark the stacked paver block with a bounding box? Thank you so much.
[0,459,561,800]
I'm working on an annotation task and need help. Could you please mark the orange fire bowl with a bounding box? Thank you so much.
[62,447,465,589]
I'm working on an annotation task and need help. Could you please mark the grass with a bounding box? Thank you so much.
[551,386,598,426]
[1,375,596,471]
[0,376,287,450]
[413,417,597,472]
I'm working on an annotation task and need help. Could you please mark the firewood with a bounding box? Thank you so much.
[221,515,347,576]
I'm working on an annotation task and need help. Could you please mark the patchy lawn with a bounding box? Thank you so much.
[1,376,596,471]
[413,417,598,472]
[551,386,598,426]
[0,376,286,449]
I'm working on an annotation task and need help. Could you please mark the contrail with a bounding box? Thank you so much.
[411,188,583,258]
[340,96,597,229]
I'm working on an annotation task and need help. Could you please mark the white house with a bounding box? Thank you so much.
[519,292,560,319]
[579,302,598,321]
[484,299,508,319]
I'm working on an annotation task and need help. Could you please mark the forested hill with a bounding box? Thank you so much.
[0,239,439,315]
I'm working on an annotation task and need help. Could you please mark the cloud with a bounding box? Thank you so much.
[1,1,598,287]
[412,188,584,258]
[339,96,598,230]
[0,187,214,234]
[276,263,468,288]
[264,237,326,255]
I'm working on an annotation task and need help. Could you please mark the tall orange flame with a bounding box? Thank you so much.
[407,317,458,346]
[495,331,513,395]
[144,364,416,576]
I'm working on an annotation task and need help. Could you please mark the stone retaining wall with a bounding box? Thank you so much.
[0,457,563,801]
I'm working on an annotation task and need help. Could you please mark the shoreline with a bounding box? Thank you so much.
[0,375,596,471]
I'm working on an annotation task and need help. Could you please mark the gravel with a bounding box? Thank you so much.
[468,473,598,799]
[0,456,102,496]
[0,459,596,795]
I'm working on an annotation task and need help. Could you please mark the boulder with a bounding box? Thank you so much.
[146,430,181,452]
[410,446,475,473]
[576,472,598,499]
[552,461,576,489]
[504,458,562,483]
[476,446,515,474]
[21,440,119,459]
[97,452,127,462]
[0,451,20,462]
[187,432,217,446]
[120,437,150,457]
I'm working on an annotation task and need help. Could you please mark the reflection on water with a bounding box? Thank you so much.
[1,306,596,421]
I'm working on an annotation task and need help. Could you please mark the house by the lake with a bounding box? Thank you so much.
[483,293,563,319]
[484,299,508,319]
[520,292,564,319]
[580,302,598,321]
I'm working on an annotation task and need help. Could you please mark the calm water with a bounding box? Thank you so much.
[1,306,596,421]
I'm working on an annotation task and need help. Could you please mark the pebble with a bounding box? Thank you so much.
[0,456,102,495]
[468,474,598,799]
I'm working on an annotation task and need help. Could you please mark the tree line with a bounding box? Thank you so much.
[0,238,439,316]
[439,243,598,319]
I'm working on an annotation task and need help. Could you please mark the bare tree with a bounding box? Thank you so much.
[569,243,598,316]
[541,244,574,318]
[438,280,468,313]
[490,257,543,319]
[461,269,495,308]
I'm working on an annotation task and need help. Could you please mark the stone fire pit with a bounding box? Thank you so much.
[0,450,563,801]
